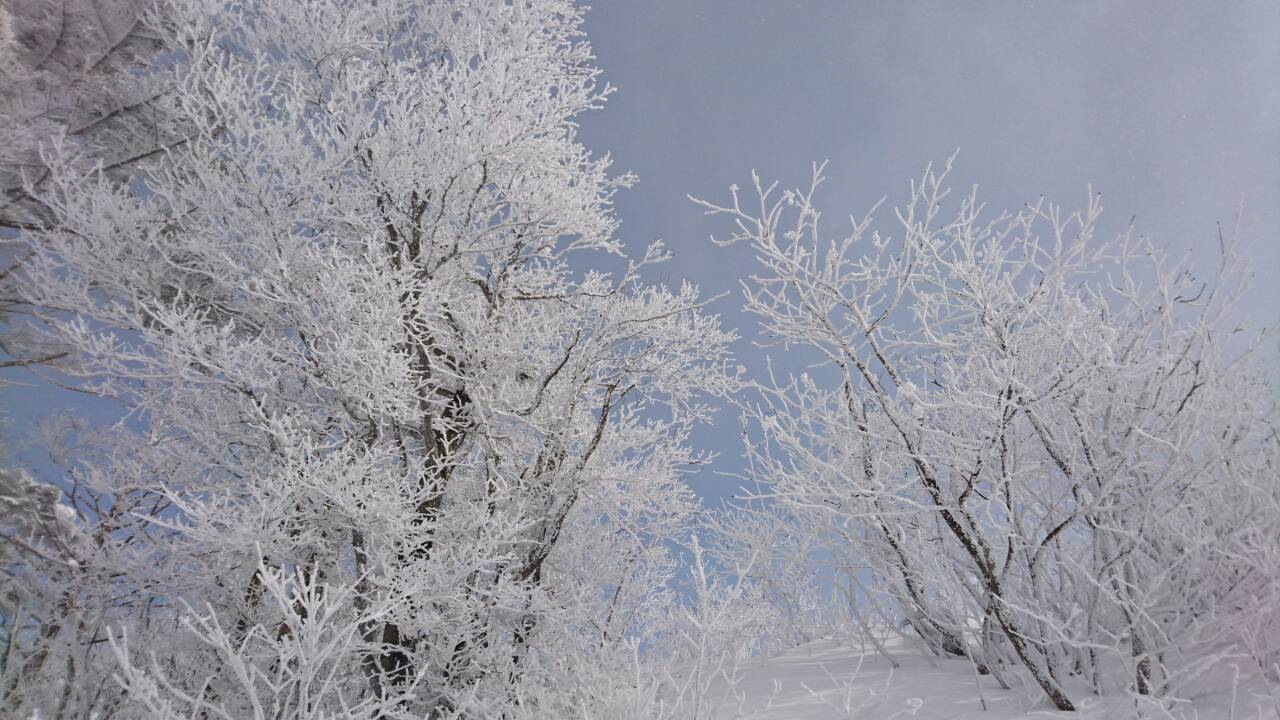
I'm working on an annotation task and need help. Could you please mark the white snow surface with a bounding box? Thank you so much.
[710,639,1279,720]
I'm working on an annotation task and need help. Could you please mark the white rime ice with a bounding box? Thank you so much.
[2,2,1277,719]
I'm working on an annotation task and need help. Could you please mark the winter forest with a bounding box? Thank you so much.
[0,1,1277,718]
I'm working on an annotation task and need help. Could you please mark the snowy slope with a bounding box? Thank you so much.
[709,639,1280,720]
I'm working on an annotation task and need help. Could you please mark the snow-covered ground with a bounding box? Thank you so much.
[709,639,1280,720]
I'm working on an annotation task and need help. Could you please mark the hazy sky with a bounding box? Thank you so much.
[3,1,1277,505]
[577,0,1280,501]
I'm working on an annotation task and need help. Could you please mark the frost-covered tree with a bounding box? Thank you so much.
[1,0,177,369]
[697,159,1280,711]
[0,0,174,229]
[2,1,734,717]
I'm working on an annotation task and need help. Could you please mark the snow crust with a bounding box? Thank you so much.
[715,640,1279,720]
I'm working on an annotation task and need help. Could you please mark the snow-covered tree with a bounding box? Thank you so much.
[1,0,178,370]
[696,159,1280,711]
[0,0,174,227]
[2,1,734,716]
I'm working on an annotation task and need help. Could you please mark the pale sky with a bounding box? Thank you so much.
[578,0,1280,501]
[3,1,1278,503]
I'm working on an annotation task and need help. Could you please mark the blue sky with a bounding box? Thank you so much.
[576,0,1280,503]
[3,1,1277,508]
